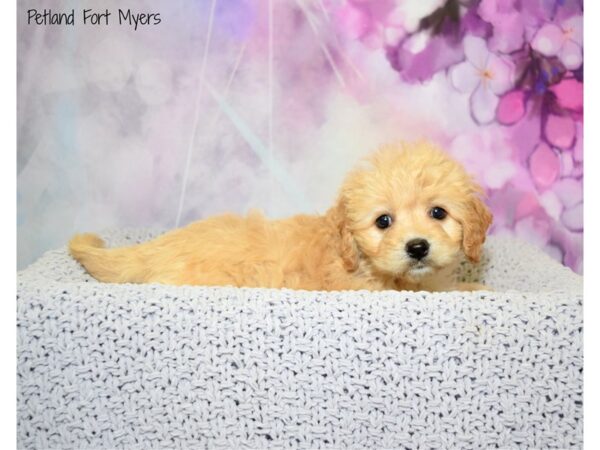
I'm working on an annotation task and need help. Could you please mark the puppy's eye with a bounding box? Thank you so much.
[430,206,447,220]
[375,214,393,229]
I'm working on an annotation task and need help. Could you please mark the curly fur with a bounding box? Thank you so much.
[69,141,493,291]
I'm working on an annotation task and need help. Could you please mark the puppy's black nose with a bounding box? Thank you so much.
[405,238,430,260]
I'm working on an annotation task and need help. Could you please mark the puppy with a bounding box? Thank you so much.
[69,141,492,291]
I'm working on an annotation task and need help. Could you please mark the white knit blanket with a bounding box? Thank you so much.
[17,229,583,449]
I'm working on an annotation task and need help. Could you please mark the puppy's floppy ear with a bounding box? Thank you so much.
[328,198,359,272]
[459,194,493,263]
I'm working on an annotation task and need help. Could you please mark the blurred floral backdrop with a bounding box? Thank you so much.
[17,0,583,273]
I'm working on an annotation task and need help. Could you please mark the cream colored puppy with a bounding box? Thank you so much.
[70,142,492,291]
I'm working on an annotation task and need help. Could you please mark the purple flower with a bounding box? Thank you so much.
[478,0,525,53]
[496,89,526,125]
[449,128,516,189]
[529,142,560,190]
[496,42,582,151]
[531,16,583,70]
[450,36,515,124]
[550,77,583,113]
[544,113,576,149]
[388,30,465,82]
[384,0,491,82]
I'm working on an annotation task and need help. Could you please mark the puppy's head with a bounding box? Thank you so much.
[331,142,492,283]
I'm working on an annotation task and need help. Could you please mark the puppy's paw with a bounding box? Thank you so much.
[454,282,493,292]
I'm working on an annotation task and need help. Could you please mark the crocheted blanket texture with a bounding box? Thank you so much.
[17,229,583,449]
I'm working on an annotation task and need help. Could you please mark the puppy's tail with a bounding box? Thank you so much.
[69,233,148,283]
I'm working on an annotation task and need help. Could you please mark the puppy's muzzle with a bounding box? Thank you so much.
[405,238,430,260]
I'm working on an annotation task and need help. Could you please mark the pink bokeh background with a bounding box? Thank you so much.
[17,0,583,273]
